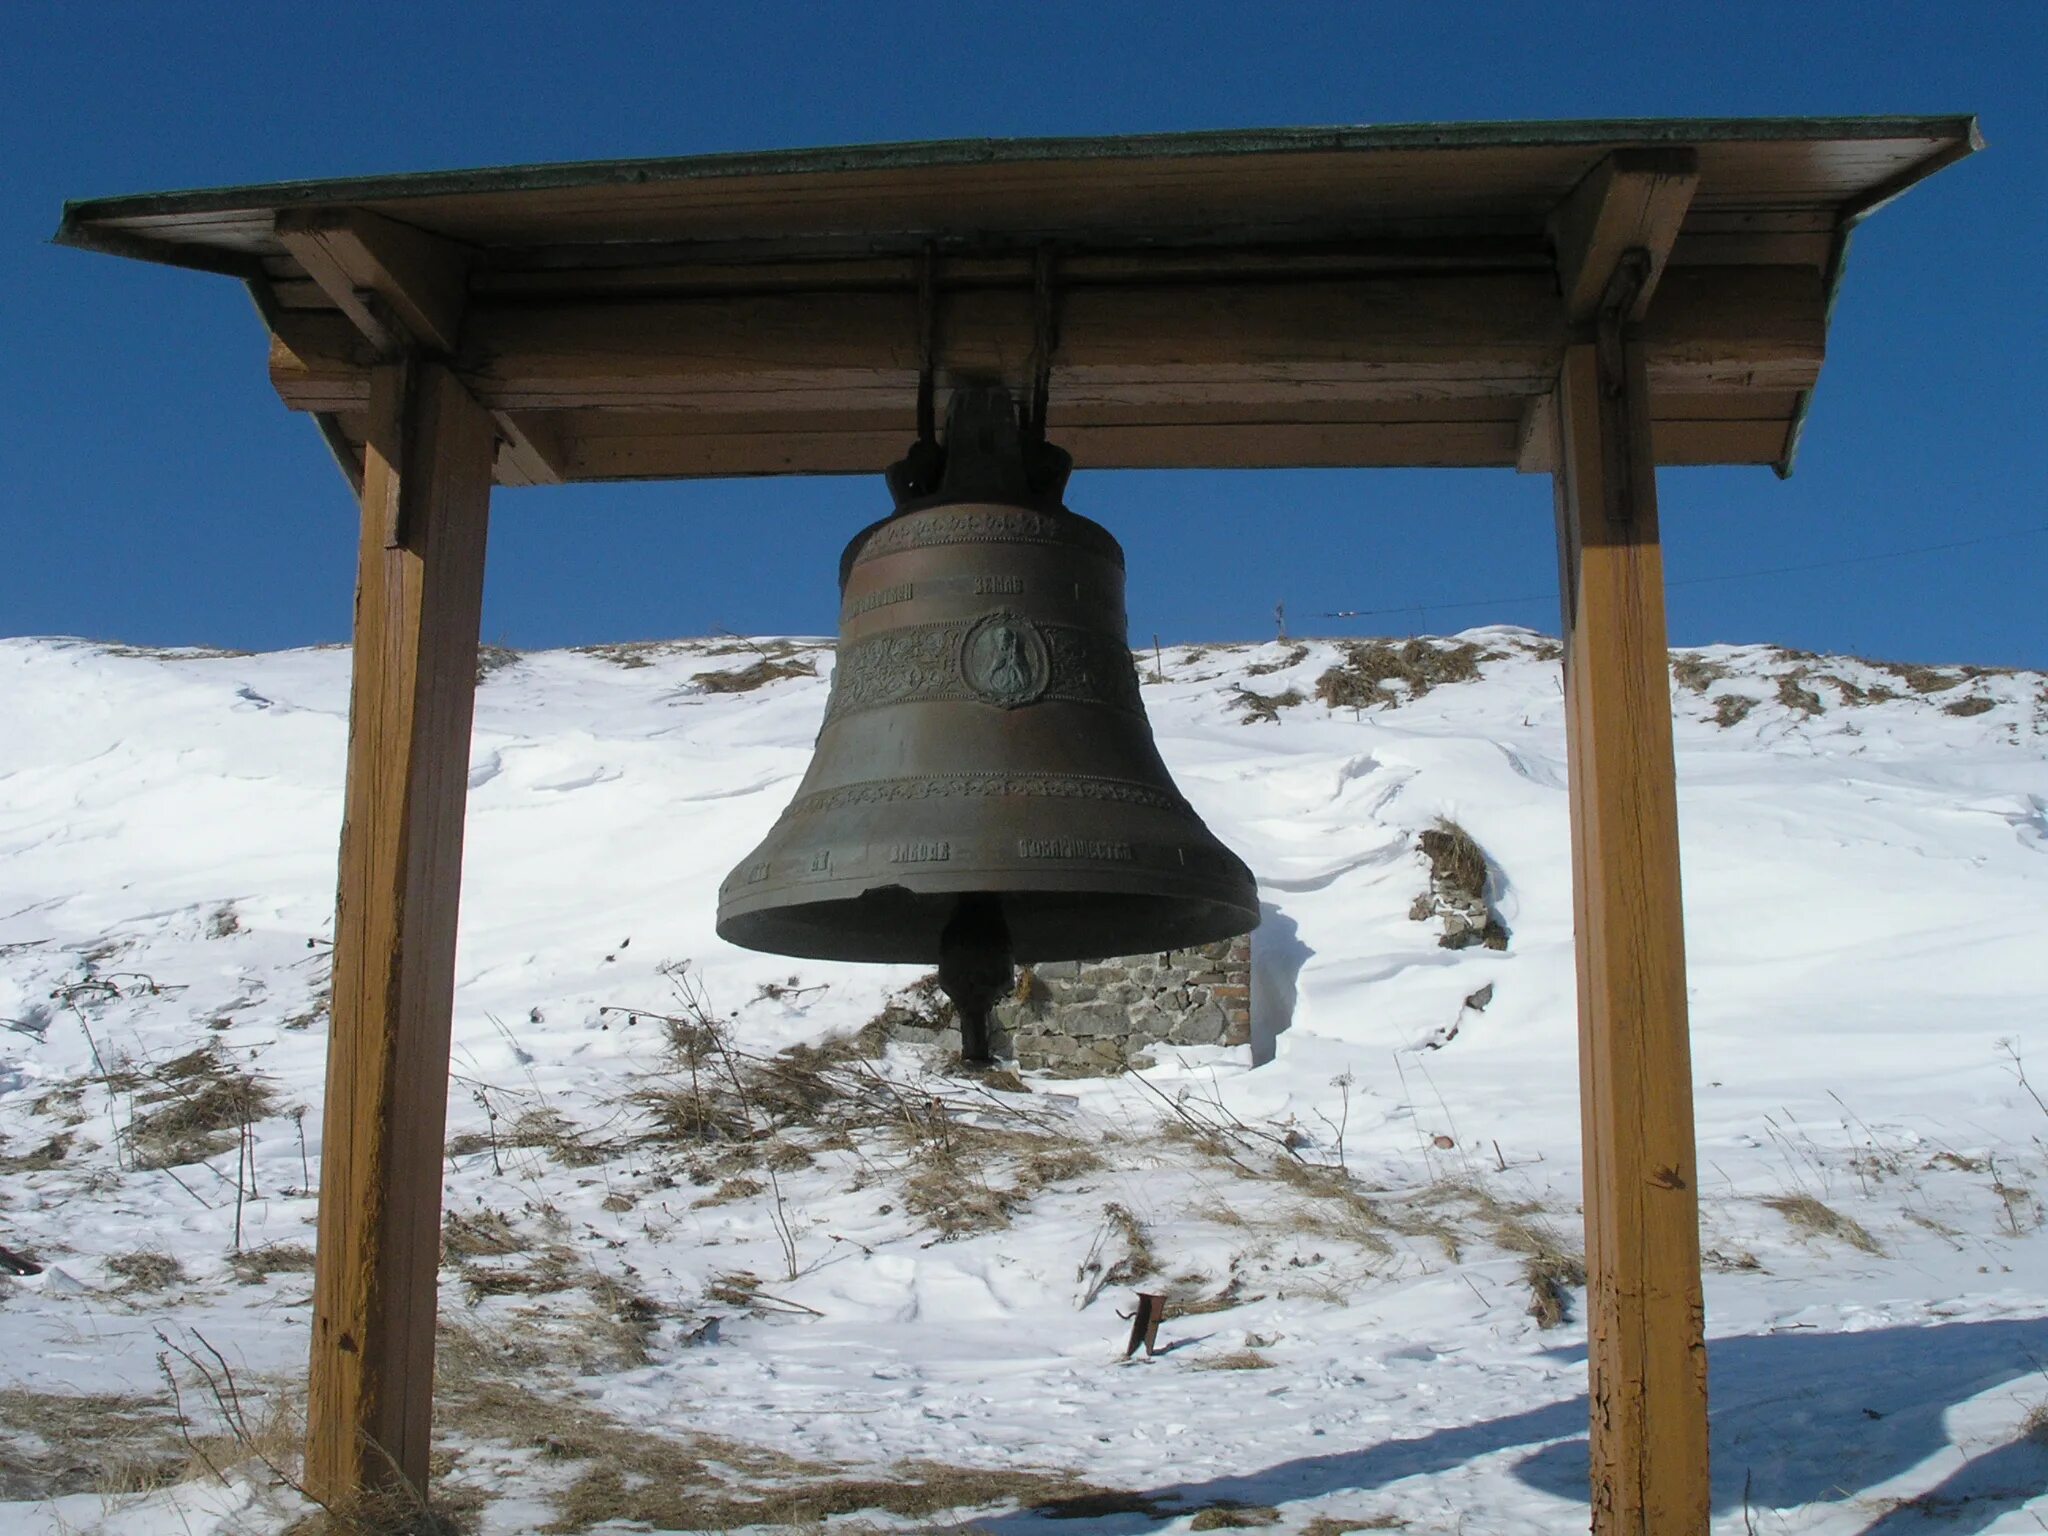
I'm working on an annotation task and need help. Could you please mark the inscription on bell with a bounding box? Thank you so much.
[1017,836,1135,862]
[844,581,914,619]
[973,574,1024,595]
[744,862,770,884]
[808,850,832,873]
[889,839,952,863]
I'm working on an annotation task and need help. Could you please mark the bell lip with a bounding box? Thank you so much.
[718,860,1259,913]
[716,861,1261,965]
[717,888,1261,967]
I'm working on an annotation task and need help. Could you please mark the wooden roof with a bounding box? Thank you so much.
[56,116,1979,486]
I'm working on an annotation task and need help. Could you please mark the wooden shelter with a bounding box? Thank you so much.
[58,115,1979,1533]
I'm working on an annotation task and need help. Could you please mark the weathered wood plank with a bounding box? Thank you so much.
[1552,338,1709,1535]
[520,411,1783,479]
[306,361,493,1509]
[267,265,1825,421]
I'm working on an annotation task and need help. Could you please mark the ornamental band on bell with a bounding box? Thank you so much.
[822,612,1142,723]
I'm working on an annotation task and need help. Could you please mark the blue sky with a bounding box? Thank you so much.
[6,2,2042,665]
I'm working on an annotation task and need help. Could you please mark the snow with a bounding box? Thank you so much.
[2,629,2046,1533]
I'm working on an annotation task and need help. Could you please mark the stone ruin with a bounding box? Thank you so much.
[878,934,1253,1075]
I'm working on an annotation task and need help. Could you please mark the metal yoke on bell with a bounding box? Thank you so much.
[717,387,1259,1052]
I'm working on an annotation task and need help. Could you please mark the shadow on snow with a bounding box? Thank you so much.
[980,1318,2048,1533]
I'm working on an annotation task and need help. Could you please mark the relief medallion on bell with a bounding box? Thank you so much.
[960,611,1050,708]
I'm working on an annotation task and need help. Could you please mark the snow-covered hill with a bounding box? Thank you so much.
[2,630,2045,1535]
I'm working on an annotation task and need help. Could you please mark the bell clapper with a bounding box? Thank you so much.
[937,894,1014,1068]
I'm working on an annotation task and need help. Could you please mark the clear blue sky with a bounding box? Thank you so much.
[6,2,2042,666]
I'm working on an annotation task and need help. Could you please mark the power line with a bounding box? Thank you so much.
[1316,521,2048,621]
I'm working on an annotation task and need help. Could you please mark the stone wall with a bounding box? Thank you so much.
[878,935,1254,1075]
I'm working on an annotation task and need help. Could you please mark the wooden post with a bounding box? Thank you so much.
[306,359,493,1508]
[1552,331,1709,1533]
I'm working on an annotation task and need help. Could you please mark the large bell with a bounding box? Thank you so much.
[717,386,1259,1059]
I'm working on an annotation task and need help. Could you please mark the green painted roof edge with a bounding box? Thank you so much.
[56,114,1981,246]
[1775,118,1985,477]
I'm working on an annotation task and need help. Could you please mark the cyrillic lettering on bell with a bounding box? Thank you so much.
[889,839,952,864]
[973,574,1025,595]
[844,582,914,619]
[1016,836,1135,862]
[808,849,831,873]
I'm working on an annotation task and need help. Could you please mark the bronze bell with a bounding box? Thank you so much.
[717,386,1259,1060]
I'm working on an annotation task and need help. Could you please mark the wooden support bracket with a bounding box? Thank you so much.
[277,207,474,356]
[1519,150,1700,474]
[489,410,568,487]
[1551,149,1700,325]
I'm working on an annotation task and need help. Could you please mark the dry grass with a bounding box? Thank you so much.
[124,1043,277,1169]
[107,1248,187,1292]
[1419,820,1487,902]
[693,1174,764,1207]
[1245,644,1310,677]
[1671,654,1731,693]
[0,1387,185,1498]
[1945,694,1995,717]
[1762,1192,1883,1254]
[1713,694,1757,728]
[230,1241,317,1285]
[1315,638,1488,711]
[442,1209,525,1260]
[692,655,817,693]
[1191,1505,1282,1529]
[433,1323,1149,1534]
[1410,1179,1586,1327]
[1704,1246,1764,1273]
[1272,1159,1398,1259]
[901,1136,1023,1239]
[474,644,521,683]
[1231,684,1305,723]
[457,1247,579,1303]
[1195,1349,1276,1371]
[627,965,1100,1242]
[573,639,692,669]
[1302,1517,1409,1534]
[1869,659,1966,694]
[0,1130,74,1173]
[1416,819,1508,952]
[1100,1201,1160,1286]
[497,1106,610,1167]
[1168,1274,1266,1315]
[0,1365,312,1508]
[1776,674,1825,716]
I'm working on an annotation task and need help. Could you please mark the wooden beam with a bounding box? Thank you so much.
[1550,149,1700,323]
[278,208,473,355]
[1515,390,1557,473]
[1551,336,1709,1535]
[266,263,1824,423]
[506,407,1783,479]
[306,360,494,1510]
